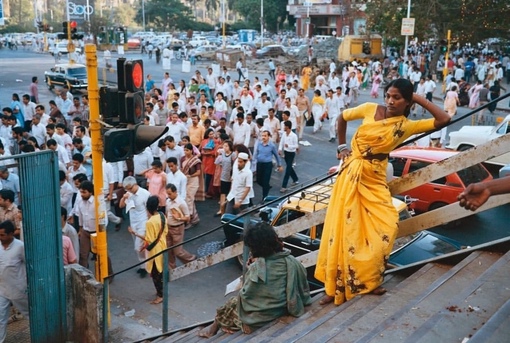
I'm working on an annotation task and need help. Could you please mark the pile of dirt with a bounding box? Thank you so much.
[295,38,341,61]
[245,55,304,74]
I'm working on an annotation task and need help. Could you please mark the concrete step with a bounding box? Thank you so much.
[468,298,510,343]
[156,326,204,343]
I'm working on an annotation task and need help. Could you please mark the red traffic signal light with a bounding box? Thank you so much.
[103,125,168,162]
[70,21,77,29]
[124,60,144,92]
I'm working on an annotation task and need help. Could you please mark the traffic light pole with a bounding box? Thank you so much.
[85,44,109,285]
[442,30,451,94]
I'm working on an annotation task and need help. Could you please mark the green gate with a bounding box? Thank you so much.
[11,151,66,342]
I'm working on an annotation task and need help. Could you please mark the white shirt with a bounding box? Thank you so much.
[166,169,187,199]
[0,239,27,299]
[21,102,36,121]
[165,122,188,143]
[55,144,70,166]
[227,166,252,205]
[133,147,153,175]
[124,187,150,231]
[232,121,251,146]
[333,93,347,109]
[424,80,436,93]
[206,73,217,89]
[279,130,298,152]
[284,104,299,129]
[240,94,254,113]
[60,181,74,215]
[77,195,108,232]
[328,76,340,90]
[31,122,46,146]
[236,60,243,70]
[256,100,272,118]
[325,97,341,117]
[286,88,298,104]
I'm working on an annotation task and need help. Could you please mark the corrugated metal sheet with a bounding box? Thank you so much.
[10,151,66,342]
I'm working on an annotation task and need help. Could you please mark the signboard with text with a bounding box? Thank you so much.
[401,18,415,36]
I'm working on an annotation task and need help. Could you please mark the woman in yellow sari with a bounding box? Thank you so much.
[315,79,450,306]
[301,63,312,91]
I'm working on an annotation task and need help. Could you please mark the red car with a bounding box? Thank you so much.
[328,147,493,213]
[388,147,493,213]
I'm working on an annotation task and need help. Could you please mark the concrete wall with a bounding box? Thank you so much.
[64,265,104,343]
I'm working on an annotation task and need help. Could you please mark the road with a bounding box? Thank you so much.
[1,48,510,341]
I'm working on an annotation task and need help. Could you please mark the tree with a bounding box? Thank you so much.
[232,0,288,32]
[134,0,193,31]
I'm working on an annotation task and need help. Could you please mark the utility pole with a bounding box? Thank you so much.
[260,0,264,48]
[84,44,109,286]
[403,0,411,58]
[442,30,451,94]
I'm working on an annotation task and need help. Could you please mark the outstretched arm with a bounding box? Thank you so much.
[458,177,510,211]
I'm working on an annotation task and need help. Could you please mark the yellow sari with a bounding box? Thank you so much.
[315,102,434,305]
[301,67,312,91]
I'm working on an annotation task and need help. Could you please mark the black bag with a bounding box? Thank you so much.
[306,111,315,127]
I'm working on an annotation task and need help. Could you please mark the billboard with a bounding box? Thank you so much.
[67,0,94,23]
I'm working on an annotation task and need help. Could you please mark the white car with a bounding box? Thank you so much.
[446,114,510,166]
[189,36,209,47]
[51,42,82,55]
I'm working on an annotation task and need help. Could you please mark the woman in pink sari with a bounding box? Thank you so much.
[370,71,383,98]
[468,80,483,109]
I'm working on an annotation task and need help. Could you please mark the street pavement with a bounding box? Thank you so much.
[2,47,510,342]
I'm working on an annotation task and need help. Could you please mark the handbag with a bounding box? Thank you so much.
[142,212,166,252]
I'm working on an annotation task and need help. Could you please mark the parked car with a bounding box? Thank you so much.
[446,114,510,166]
[44,63,88,91]
[193,45,217,60]
[50,42,82,56]
[127,38,141,50]
[189,36,209,47]
[255,45,286,58]
[288,44,307,56]
[221,175,464,289]
[388,147,493,213]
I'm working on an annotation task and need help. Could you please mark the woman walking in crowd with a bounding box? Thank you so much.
[315,79,450,306]
[488,80,506,114]
[129,195,167,304]
[443,85,460,117]
[142,160,167,212]
[311,89,325,134]
[468,80,483,109]
[370,70,383,98]
[300,63,312,91]
[177,80,189,103]
[200,129,217,196]
[181,143,202,227]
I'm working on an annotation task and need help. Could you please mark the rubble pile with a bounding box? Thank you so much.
[295,38,341,61]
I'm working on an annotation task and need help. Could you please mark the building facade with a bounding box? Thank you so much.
[287,0,368,38]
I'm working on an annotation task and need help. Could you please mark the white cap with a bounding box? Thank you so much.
[238,152,249,160]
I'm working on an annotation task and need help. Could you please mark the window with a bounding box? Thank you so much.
[457,163,490,186]
[408,159,430,173]
[274,209,305,227]
[389,157,407,177]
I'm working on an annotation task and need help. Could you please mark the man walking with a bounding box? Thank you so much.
[254,130,282,200]
[165,183,196,269]
[0,220,29,341]
[279,121,299,193]
[268,59,276,80]
[120,176,151,277]
[225,153,253,214]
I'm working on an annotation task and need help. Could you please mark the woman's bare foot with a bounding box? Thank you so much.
[150,297,163,304]
[242,323,253,334]
[371,287,387,295]
[198,320,219,338]
[319,295,335,305]
[221,327,236,334]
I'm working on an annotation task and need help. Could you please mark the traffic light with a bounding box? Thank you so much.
[99,87,120,125]
[103,125,168,162]
[58,21,69,40]
[115,58,144,124]
[37,20,43,31]
[123,60,144,92]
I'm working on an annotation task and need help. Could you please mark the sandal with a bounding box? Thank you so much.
[319,295,335,305]
[150,297,163,304]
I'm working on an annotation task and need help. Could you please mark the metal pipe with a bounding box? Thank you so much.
[403,0,411,57]
[260,0,264,47]
[163,252,169,332]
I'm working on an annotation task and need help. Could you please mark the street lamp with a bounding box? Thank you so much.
[403,0,411,58]
[260,0,264,47]
[142,0,146,32]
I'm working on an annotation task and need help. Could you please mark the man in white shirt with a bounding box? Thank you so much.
[256,93,272,119]
[144,102,157,125]
[47,138,70,167]
[215,77,229,99]
[30,114,46,147]
[263,108,280,143]
[166,113,188,143]
[21,94,36,128]
[225,152,252,214]
[285,83,298,104]
[206,67,217,100]
[424,75,436,102]
[262,78,276,101]
[246,113,259,151]
[133,147,154,188]
[232,112,251,146]
[324,89,341,142]
[166,157,187,199]
[240,87,254,114]
[236,58,245,81]
[163,136,184,170]
[278,120,299,192]
[328,71,341,90]
[231,81,242,104]
[119,176,151,276]
[284,97,299,133]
